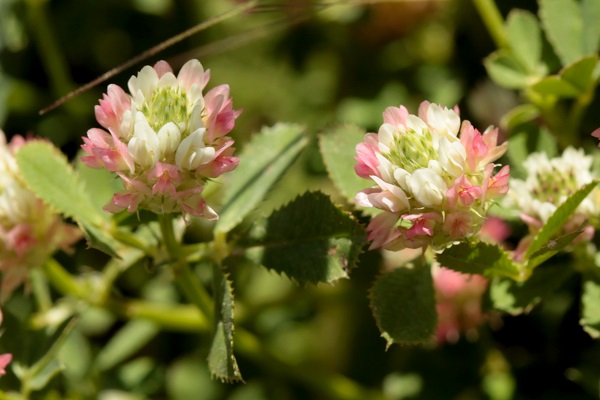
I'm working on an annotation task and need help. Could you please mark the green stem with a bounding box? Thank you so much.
[111,228,155,256]
[30,268,52,312]
[43,258,84,298]
[108,299,210,332]
[472,0,507,49]
[25,0,74,99]
[159,214,214,321]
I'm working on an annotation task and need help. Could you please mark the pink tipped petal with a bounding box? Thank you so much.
[0,353,12,375]
[153,60,173,78]
[383,105,409,126]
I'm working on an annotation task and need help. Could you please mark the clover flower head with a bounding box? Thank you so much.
[506,147,600,248]
[82,59,241,221]
[354,101,509,251]
[0,131,81,302]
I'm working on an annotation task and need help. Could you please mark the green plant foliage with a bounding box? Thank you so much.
[531,55,599,97]
[501,104,540,131]
[95,320,159,371]
[207,264,242,383]
[582,0,600,54]
[581,270,600,337]
[370,261,436,346]
[539,0,584,65]
[215,123,308,234]
[506,10,543,74]
[244,191,366,284]
[484,51,530,89]
[15,141,103,225]
[487,264,574,315]
[526,227,584,270]
[524,180,599,260]
[436,241,522,281]
[318,124,369,203]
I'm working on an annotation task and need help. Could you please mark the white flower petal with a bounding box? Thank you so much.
[408,168,447,208]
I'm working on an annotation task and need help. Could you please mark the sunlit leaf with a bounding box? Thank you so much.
[207,264,242,383]
[16,141,104,225]
[559,54,598,92]
[526,227,583,270]
[484,51,531,89]
[437,241,522,281]
[216,123,308,234]
[531,76,581,97]
[524,180,599,260]
[506,10,543,73]
[244,191,366,284]
[319,124,369,203]
[539,0,583,65]
[500,104,540,131]
[582,0,600,54]
[370,261,436,346]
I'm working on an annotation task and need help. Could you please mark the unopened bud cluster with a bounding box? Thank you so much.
[0,132,80,301]
[82,59,241,220]
[354,101,510,251]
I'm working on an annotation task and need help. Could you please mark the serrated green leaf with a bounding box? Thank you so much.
[16,141,103,226]
[560,55,598,92]
[524,180,599,260]
[526,227,583,270]
[95,320,159,371]
[75,151,122,212]
[488,264,574,315]
[370,262,436,346]
[436,241,522,281]
[539,0,583,65]
[207,264,242,383]
[80,223,121,258]
[245,191,366,284]
[582,0,600,54]
[506,10,543,73]
[484,51,531,89]
[581,270,600,338]
[319,124,369,202]
[215,123,308,234]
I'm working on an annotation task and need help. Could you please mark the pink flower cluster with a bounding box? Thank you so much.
[0,132,81,302]
[0,308,11,377]
[355,101,510,251]
[82,59,241,220]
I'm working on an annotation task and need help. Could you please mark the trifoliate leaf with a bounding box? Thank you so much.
[244,191,366,284]
[207,264,242,383]
[370,261,437,346]
[216,123,308,234]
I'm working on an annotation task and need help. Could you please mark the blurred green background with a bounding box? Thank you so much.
[2,0,600,399]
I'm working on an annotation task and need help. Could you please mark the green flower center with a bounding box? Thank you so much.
[142,87,189,132]
[531,167,578,204]
[385,128,437,173]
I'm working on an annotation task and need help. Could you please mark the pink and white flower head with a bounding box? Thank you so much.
[82,59,241,221]
[506,148,600,257]
[0,131,81,302]
[355,101,509,251]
